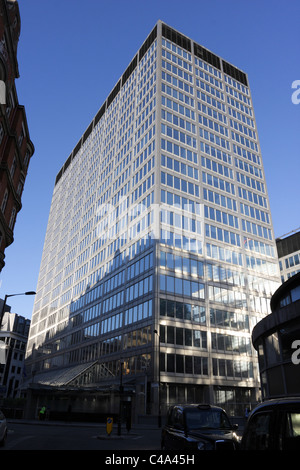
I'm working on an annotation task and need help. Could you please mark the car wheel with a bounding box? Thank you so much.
[0,430,7,447]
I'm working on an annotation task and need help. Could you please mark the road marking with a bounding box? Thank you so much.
[5,435,34,450]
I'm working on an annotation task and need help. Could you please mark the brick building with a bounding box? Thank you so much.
[0,0,34,270]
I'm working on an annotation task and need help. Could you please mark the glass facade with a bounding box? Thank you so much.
[25,22,280,416]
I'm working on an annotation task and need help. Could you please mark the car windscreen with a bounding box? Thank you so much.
[185,408,232,430]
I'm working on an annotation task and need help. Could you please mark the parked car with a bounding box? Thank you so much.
[161,404,240,451]
[241,397,300,450]
[0,410,7,447]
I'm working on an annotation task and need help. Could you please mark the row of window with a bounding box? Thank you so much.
[196,79,224,102]
[162,94,195,120]
[205,223,241,247]
[199,127,230,151]
[203,188,237,212]
[124,299,153,326]
[160,353,254,380]
[161,154,199,180]
[162,71,194,96]
[206,262,246,287]
[161,171,200,197]
[127,252,153,279]
[210,307,249,331]
[238,186,268,209]
[131,172,154,203]
[160,353,208,376]
[237,171,265,194]
[198,114,228,137]
[132,156,155,186]
[161,189,201,214]
[161,123,197,149]
[227,95,252,117]
[212,332,251,354]
[226,85,251,106]
[161,209,201,236]
[206,242,243,267]
[280,252,300,271]
[204,204,239,229]
[233,143,261,166]
[162,38,192,62]
[160,324,207,349]
[160,298,206,324]
[246,254,279,277]
[199,102,227,126]
[197,90,225,114]
[228,105,254,128]
[162,82,195,108]
[242,218,272,241]
[160,273,205,299]
[195,57,221,79]
[200,140,232,165]
[159,324,252,356]
[125,275,153,303]
[162,46,193,71]
[135,110,155,141]
[240,202,270,224]
[160,250,204,277]
[162,59,193,84]
[208,284,247,308]
[162,108,196,134]
[231,119,256,141]
[195,67,223,90]
[160,229,203,254]
[244,237,275,258]
[212,357,254,379]
[202,171,236,196]
[133,139,155,172]
[201,156,233,180]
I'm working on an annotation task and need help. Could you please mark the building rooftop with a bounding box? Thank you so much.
[276,228,300,258]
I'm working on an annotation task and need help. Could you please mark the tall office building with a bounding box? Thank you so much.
[24,22,280,420]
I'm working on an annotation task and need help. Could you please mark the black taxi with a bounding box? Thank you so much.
[161,404,240,451]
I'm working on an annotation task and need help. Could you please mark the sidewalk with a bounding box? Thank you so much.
[7,417,160,430]
[7,417,244,437]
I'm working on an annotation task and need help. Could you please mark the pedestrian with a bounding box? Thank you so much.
[126,415,131,433]
[39,406,46,420]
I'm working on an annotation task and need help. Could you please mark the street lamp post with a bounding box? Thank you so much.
[154,329,161,428]
[0,291,36,328]
[117,360,124,436]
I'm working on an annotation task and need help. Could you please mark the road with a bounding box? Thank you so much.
[1,420,162,451]
[1,420,247,467]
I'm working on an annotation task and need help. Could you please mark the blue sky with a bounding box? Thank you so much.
[0,0,299,319]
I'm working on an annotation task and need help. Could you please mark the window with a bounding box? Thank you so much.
[243,412,272,450]
[167,353,175,372]
[9,207,16,230]
[281,412,300,450]
[10,156,17,179]
[1,189,8,214]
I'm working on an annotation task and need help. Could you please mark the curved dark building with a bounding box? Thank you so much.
[252,272,300,400]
